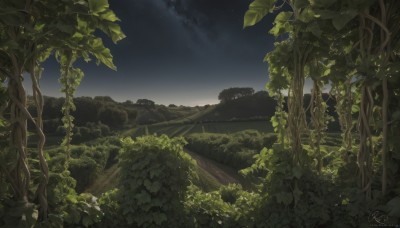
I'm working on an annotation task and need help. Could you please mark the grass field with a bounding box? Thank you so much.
[127,120,274,138]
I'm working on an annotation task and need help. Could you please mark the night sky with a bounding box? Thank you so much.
[32,0,278,106]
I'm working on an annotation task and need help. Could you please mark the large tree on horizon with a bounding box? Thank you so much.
[218,87,255,102]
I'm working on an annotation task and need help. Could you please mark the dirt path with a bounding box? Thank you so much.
[84,164,120,196]
[85,149,243,196]
[185,149,241,185]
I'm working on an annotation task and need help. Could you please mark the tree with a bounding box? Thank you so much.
[137,98,155,107]
[98,106,128,128]
[72,97,100,125]
[218,87,255,102]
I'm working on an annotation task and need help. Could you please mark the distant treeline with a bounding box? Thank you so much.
[26,96,200,139]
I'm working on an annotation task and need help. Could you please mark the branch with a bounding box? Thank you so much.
[363,12,391,51]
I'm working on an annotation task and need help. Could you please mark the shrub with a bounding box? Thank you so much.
[98,189,125,228]
[117,135,195,227]
[245,145,360,227]
[185,185,237,227]
[186,131,277,170]
[185,184,261,227]
[69,157,99,193]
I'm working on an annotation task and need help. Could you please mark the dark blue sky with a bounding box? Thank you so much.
[31,0,278,106]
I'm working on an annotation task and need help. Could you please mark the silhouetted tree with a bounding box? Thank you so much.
[73,97,100,125]
[137,99,155,107]
[98,106,128,128]
[218,87,255,102]
[94,96,115,103]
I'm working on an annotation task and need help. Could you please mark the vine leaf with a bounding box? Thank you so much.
[243,0,275,28]
[269,12,293,37]
[144,180,162,193]
[295,0,309,9]
[332,9,358,30]
[89,0,109,14]
[276,192,293,206]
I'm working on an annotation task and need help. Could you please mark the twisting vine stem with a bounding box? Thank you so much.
[309,78,329,172]
[288,39,311,167]
[8,52,31,205]
[29,52,49,220]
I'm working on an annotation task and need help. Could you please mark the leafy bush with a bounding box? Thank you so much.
[243,145,362,227]
[72,122,111,143]
[117,135,195,227]
[185,185,237,227]
[186,130,277,169]
[69,157,99,193]
[98,189,125,228]
[98,106,128,128]
[46,138,122,194]
[185,184,261,227]
[220,184,243,204]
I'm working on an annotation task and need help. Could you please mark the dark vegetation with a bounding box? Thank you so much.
[27,95,200,134]
[186,130,277,170]
[1,0,400,227]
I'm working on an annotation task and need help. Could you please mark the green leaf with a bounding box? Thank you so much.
[314,9,338,19]
[351,104,360,113]
[88,38,117,70]
[276,192,293,206]
[89,0,109,14]
[298,8,315,23]
[306,22,323,38]
[144,180,161,193]
[135,191,151,205]
[269,12,293,36]
[99,22,126,43]
[243,0,276,28]
[101,10,120,22]
[295,0,309,8]
[332,9,358,30]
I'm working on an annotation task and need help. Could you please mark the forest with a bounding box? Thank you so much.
[1,0,400,227]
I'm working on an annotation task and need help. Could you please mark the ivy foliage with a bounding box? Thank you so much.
[243,0,400,226]
[116,135,196,227]
[0,0,125,224]
[185,184,261,228]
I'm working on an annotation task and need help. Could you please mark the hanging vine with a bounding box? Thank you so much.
[57,51,84,171]
[0,0,125,224]
[331,78,354,162]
